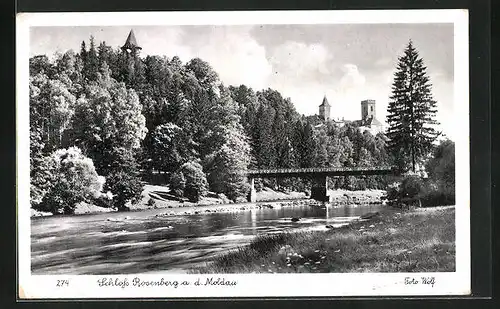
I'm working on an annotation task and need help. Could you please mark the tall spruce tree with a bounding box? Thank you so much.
[386,40,440,172]
[84,36,99,81]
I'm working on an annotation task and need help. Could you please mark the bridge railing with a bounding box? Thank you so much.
[244,166,395,175]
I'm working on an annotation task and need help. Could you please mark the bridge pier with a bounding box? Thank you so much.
[311,175,329,202]
[247,177,257,203]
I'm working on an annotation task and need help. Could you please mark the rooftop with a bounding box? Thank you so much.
[319,95,330,107]
[121,30,142,51]
[364,117,383,126]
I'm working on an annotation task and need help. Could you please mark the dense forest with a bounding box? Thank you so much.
[29,36,452,214]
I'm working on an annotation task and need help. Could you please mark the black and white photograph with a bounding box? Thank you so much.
[17,10,470,298]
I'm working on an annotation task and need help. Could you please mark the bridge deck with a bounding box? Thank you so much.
[244,166,396,177]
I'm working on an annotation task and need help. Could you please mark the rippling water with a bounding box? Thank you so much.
[31,202,382,274]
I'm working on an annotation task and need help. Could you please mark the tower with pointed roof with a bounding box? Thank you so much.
[120,29,143,85]
[319,96,331,121]
[121,29,142,58]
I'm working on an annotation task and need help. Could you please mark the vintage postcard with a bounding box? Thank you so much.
[17,10,470,299]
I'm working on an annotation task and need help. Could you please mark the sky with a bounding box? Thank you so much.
[30,24,455,139]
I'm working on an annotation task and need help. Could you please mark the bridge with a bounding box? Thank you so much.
[243,166,397,202]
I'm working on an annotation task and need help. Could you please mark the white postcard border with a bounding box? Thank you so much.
[17,9,470,299]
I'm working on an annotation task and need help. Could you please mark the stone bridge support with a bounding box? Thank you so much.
[310,175,329,202]
[247,177,257,203]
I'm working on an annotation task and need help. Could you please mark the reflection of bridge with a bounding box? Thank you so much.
[243,166,397,202]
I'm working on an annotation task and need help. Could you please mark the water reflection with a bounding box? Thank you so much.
[31,202,382,274]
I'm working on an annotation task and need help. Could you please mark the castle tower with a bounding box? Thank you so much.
[121,29,142,58]
[319,96,331,121]
[361,99,376,121]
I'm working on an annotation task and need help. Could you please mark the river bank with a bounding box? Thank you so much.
[31,185,386,217]
[190,205,455,273]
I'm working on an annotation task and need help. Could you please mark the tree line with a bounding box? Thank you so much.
[29,36,453,214]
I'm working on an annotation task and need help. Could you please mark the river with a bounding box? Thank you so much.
[31,201,383,274]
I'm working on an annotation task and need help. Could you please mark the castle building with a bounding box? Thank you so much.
[317,97,383,135]
[318,95,331,121]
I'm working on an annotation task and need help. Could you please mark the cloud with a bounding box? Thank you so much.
[339,64,366,91]
[265,40,336,115]
[138,27,193,62]
[269,41,332,85]
[185,26,273,90]
[374,57,392,67]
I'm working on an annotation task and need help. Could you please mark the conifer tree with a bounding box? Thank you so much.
[79,41,87,66]
[86,36,99,81]
[386,40,440,172]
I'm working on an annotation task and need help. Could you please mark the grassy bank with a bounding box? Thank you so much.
[191,206,455,273]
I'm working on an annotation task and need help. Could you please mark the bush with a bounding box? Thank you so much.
[93,191,115,209]
[105,170,143,211]
[180,162,208,202]
[426,139,455,191]
[170,162,208,202]
[419,180,455,207]
[386,175,454,208]
[37,147,105,214]
[100,147,144,211]
[400,175,424,199]
[169,170,186,197]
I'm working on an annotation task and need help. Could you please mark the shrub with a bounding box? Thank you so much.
[38,147,105,214]
[93,191,115,209]
[426,139,455,192]
[387,175,455,208]
[385,174,424,201]
[100,147,144,211]
[418,180,455,207]
[180,162,208,202]
[386,181,400,201]
[105,170,143,211]
[169,170,186,197]
[400,175,424,199]
[169,162,208,202]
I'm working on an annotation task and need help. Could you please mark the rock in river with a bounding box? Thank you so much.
[291,217,300,222]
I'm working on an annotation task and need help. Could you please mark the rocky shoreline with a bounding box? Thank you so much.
[31,188,386,218]
[151,199,315,218]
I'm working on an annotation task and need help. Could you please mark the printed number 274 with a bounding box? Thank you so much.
[56,280,69,287]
